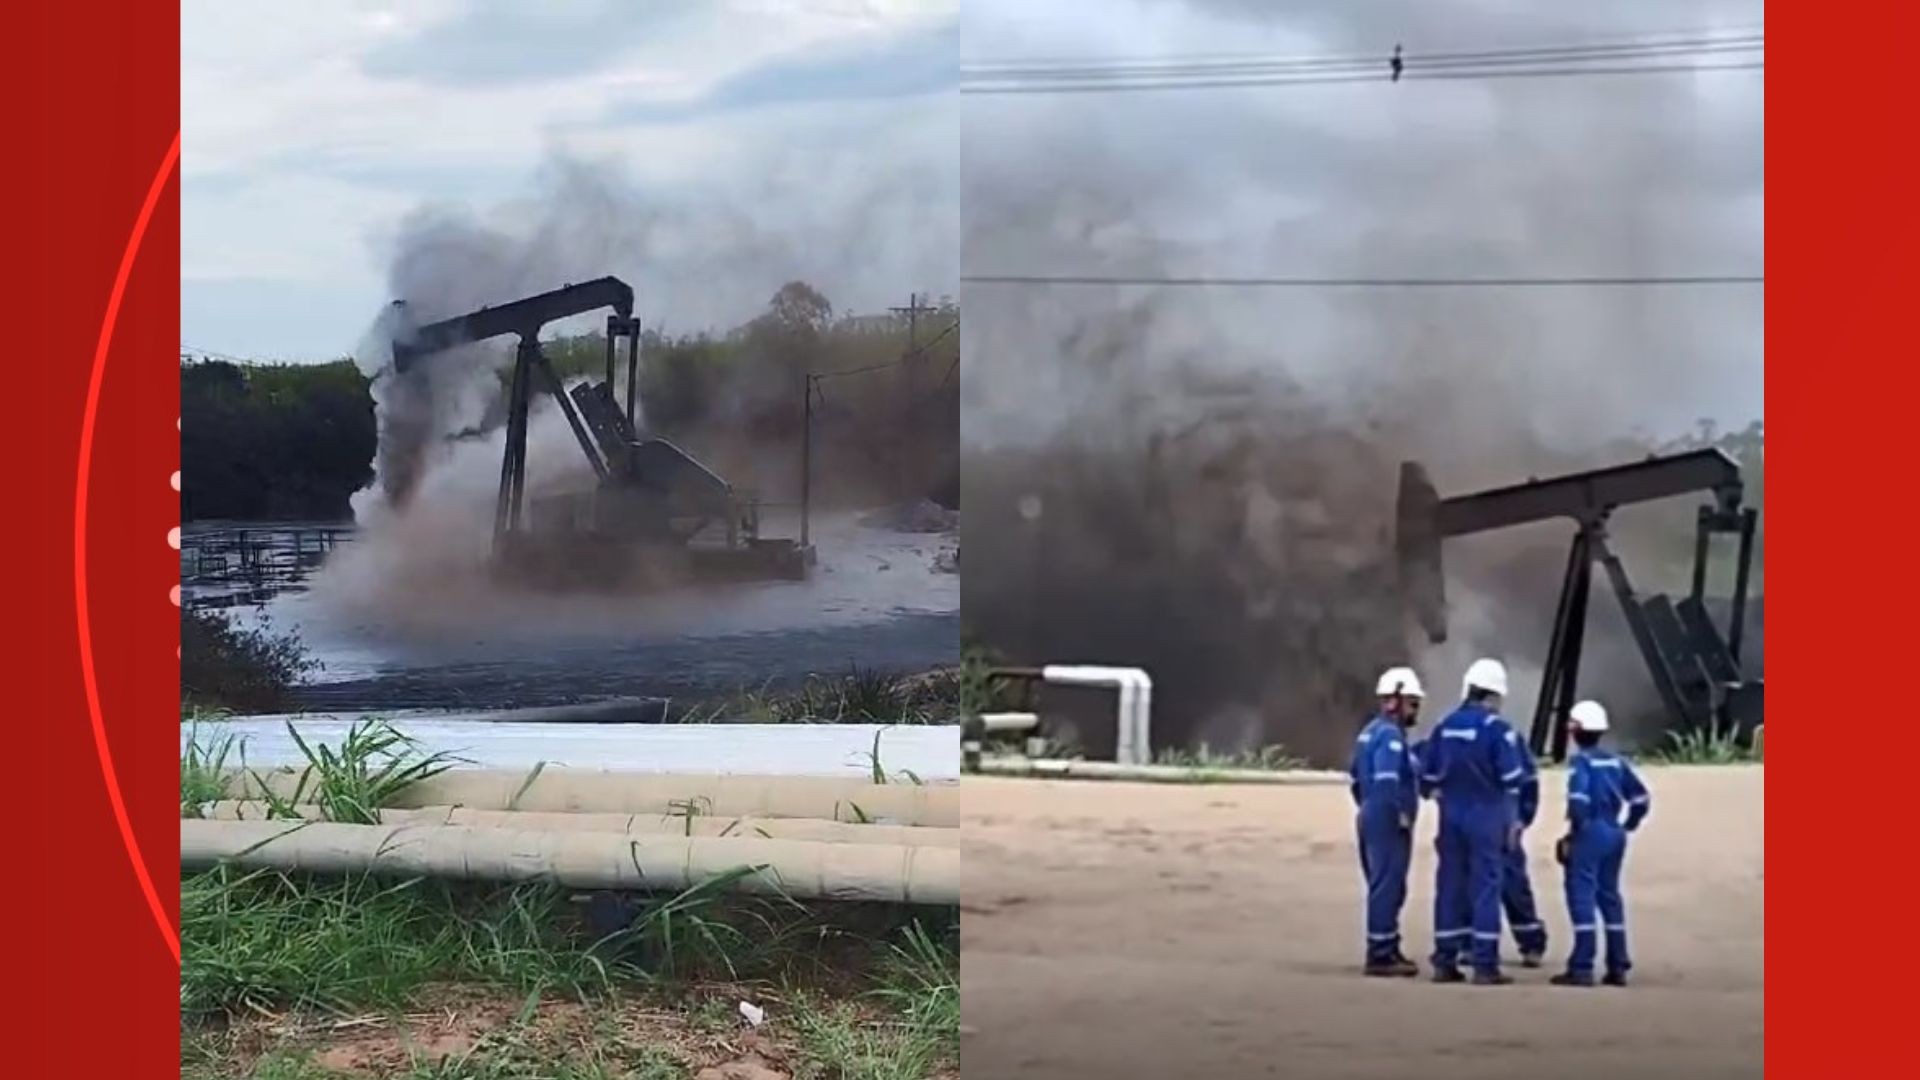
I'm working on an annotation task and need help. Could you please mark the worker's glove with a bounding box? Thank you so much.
[1554,835,1572,866]
[1398,813,1413,832]
[1506,821,1523,851]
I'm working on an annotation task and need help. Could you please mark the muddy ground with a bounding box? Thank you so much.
[961,766,1762,1079]
[185,983,956,1080]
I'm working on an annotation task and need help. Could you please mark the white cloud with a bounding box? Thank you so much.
[182,0,957,358]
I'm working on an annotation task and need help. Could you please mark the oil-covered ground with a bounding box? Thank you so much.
[182,509,959,712]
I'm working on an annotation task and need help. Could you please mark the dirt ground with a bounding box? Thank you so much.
[961,766,1762,1079]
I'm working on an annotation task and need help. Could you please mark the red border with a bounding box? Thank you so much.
[1770,2,1908,1074]
[8,2,1915,1074]
[18,2,181,1072]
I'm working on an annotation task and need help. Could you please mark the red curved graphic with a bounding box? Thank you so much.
[74,130,182,964]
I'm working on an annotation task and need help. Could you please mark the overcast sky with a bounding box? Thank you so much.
[961,0,1764,448]
[183,0,958,362]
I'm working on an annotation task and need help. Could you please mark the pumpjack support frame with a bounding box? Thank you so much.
[1397,448,1762,760]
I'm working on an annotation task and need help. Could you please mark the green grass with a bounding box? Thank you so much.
[859,729,927,786]
[183,720,241,818]
[786,918,960,1080]
[1644,721,1762,765]
[181,866,959,1079]
[1153,743,1307,772]
[675,667,956,725]
[254,719,464,825]
[181,869,613,1017]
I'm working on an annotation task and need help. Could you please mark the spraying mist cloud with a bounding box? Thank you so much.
[960,0,1763,761]
[321,95,957,623]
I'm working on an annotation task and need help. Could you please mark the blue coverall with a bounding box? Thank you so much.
[1564,747,1652,979]
[1502,739,1548,958]
[1422,702,1526,976]
[1349,715,1419,965]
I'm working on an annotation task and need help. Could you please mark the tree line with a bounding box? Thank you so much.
[182,283,961,522]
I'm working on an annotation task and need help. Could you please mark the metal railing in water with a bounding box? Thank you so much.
[179,523,356,608]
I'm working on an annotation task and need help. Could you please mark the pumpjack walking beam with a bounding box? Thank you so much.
[1398,448,1761,760]
[390,277,641,547]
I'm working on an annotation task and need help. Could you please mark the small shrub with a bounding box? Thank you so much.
[1646,720,1761,765]
[181,607,318,713]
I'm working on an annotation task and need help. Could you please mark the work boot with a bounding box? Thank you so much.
[1551,972,1596,988]
[1363,956,1419,978]
[1519,951,1544,969]
[1602,971,1629,987]
[1431,965,1466,985]
[1471,971,1513,986]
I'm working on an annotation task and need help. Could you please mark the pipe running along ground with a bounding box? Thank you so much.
[196,801,961,848]
[214,769,959,827]
[974,757,1348,785]
[181,819,959,905]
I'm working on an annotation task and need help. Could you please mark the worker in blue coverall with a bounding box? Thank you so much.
[1422,658,1527,985]
[1348,666,1426,977]
[1551,699,1652,988]
[1503,730,1549,967]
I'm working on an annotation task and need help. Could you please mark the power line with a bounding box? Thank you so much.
[985,46,1763,83]
[962,30,1763,95]
[906,319,958,358]
[963,60,1762,95]
[962,273,1764,288]
[965,34,1761,80]
[810,319,959,381]
[962,26,1764,73]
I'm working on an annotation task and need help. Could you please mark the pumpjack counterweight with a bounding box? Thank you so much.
[1397,449,1761,760]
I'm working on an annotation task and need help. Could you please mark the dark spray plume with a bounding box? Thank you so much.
[961,47,1761,763]
[316,146,959,640]
[348,150,957,520]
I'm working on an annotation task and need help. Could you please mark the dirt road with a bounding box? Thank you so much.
[962,766,1762,1079]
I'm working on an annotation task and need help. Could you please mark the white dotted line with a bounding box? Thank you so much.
[174,415,181,639]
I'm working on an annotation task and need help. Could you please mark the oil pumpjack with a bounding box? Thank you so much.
[1396,448,1762,759]
[389,276,812,587]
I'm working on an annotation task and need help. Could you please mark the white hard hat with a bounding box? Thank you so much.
[1569,700,1610,732]
[1462,658,1509,698]
[1375,666,1425,698]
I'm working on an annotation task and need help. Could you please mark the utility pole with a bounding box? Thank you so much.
[801,373,814,550]
[888,292,938,501]
[890,291,938,367]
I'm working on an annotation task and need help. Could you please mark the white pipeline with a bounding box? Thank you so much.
[974,756,1347,785]
[978,712,1040,734]
[198,801,960,848]
[187,721,959,780]
[181,819,959,905]
[1041,665,1153,765]
[215,768,959,827]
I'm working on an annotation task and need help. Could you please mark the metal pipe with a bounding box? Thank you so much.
[494,353,530,542]
[1593,531,1695,727]
[973,757,1344,785]
[216,768,959,826]
[603,315,617,393]
[182,820,959,905]
[978,712,1039,733]
[625,320,640,433]
[1729,507,1757,664]
[800,374,813,549]
[531,350,608,481]
[1039,665,1154,765]
[197,802,959,848]
[1690,507,1711,605]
